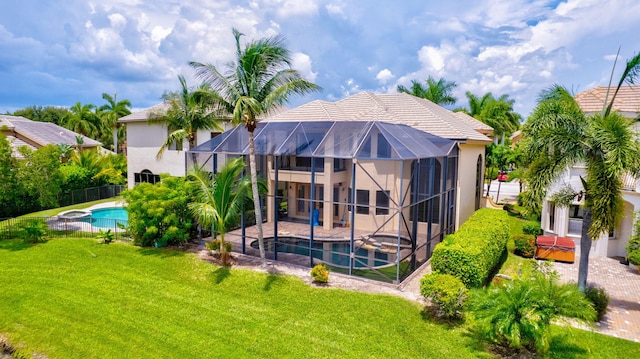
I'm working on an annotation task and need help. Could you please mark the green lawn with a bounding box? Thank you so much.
[1,238,639,358]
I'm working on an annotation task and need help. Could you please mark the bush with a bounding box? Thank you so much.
[96,229,114,244]
[431,209,509,288]
[513,234,536,258]
[628,250,640,266]
[206,239,233,254]
[584,284,610,322]
[522,222,542,236]
[122,176,193,247]
[310,264,329,283]
[469,267,596,354]
[420,273,468,319]
[20,219,48,244]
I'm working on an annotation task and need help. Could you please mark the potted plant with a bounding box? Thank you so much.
[628,250,640,272]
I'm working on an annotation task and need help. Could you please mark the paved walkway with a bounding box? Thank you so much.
[551,256,640,342]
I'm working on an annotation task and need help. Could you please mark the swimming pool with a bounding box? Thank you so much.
[250,236,409,269]
[86,207,128,228]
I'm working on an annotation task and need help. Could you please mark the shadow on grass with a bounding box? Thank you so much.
[546,334,589,358]
[0,239,36,252]
[137,247,186,258]
[263,273,286,291]
[419,306,465,329]
[210,266,231,284]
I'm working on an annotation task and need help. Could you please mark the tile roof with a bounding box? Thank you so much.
[265,92,492,142]
[574,85,640,116]
[0,115,102,152]
[118,103,170,123]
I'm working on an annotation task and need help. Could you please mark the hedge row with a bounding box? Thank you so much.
[430,208,509,288]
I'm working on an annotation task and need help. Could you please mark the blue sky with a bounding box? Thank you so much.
[1,0,639,118]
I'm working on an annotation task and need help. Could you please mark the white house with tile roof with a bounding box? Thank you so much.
[118,103,234,187]
[0,115,102,158]
[540,85,640,258]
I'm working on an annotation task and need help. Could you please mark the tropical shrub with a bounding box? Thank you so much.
[469,265,596,354]
[584,284,610,322]
[122,176,193,247]
[206,239,233,254]
[20,219,48,244]
[512,234,536,258]
[420,273,468,319]
[310,264,330,283]
[96,229,114,244]
[628,250,640,266]
[522,222,542,236]
[431,208,509,288]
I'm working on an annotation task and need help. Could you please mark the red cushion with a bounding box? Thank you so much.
[536,235,575,250]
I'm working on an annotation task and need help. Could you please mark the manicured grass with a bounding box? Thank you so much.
[1,238,639,358]
[0,238,485,358]
[19,197,124,218]
[499,213,538,278]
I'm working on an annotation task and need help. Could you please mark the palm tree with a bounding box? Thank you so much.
[190,28,321,266]
[188,157,252,265]
[522,51,640,290]
[462,91,494,117]
[469,264,595,354]
[64,102,99,138]
[153,75,222,159]
[460,92,521,144]
[397,76,457,106]
[99,93,131,153]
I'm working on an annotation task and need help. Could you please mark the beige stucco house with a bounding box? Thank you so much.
[540,85,640,258]
[187,92,493,282]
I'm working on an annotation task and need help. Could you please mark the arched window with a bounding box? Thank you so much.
[135,169,161,185]
[475,154,483,210]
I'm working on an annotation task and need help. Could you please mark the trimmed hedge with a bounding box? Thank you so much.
[431,208,509,288]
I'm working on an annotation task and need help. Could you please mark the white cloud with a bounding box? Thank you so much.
[108,13,127,32]
[291,52,317,82]
[376,69,394,84]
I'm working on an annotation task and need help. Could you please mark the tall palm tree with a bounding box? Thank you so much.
[99,93,131,153]
[188,157,252,265]
[153,75,222,159]
[397,76,457,106]
[64,102,99,138]
[522,52,640,290]
[190,28,321,266]
[462,91,494,117]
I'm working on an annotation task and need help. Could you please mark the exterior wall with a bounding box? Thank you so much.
[540,165,640,258]
[456,143,485,228]
[125,121,232,188]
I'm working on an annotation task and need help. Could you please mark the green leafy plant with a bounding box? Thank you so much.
[522,222,542,236]
[420,273,468,320]
[628,250,640,266]
[512,234,536,258]
[206,239,233,254]
[584,284,610,322]
[21,219,48,244]
[469,265,596,354]
[96,229,114,244]
[431,208,509,288]
[310,264,330,283]
[122,176,193,247]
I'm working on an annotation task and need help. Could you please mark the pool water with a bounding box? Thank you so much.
[84,207,128,228]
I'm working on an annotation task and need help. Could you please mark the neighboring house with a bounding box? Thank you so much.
[188,92,493,282]
[540,85,640,258]
[0,115,102,158]
[118,103,234,187]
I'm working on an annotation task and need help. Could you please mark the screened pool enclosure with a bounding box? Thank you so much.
[187,121,458,283]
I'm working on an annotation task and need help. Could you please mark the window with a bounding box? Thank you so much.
[333,158,346,172]
[376,133,391,158]
[167,129,182,151]
[135,170,160,185]
[211,132,222,139]
[376,190,390,215]
[356,190,369,215]
[297,184,306,213]
[568,204,583,235]
[548,202,556,232]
